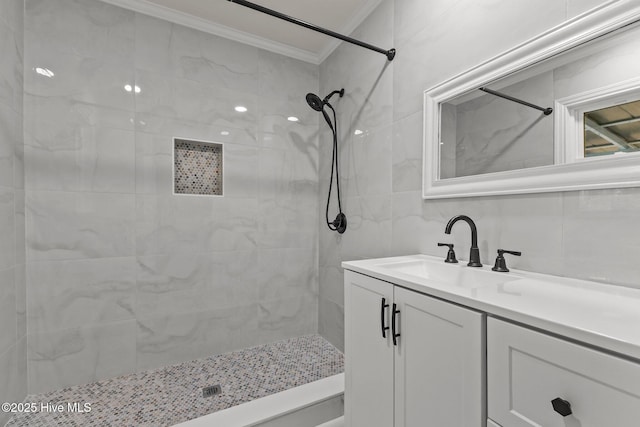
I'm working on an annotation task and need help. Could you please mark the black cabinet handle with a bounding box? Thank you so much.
[380,298,389,338]
[391,303,401,346]
[551,397,572,417]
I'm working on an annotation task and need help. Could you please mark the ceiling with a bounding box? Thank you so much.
[100,0,383,64]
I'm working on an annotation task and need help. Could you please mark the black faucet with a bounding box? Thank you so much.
[444,215,482,267]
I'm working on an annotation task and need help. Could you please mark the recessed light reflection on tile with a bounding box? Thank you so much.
[235,106,247,113]
[34,67,54,78]
[287,116,299,122]
[220,131,230,136]
[124,84,141,93]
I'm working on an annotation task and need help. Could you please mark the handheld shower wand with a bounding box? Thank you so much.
[306,89,347,234]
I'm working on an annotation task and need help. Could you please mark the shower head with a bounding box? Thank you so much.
[305,89,344,111]
[306,93,324,111]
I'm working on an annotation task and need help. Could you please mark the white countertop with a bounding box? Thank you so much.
[342,254,640,361]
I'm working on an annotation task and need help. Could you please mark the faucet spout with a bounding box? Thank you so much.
[444,215,482,267]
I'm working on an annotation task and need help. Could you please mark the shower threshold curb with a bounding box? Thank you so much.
[174,373,344,427]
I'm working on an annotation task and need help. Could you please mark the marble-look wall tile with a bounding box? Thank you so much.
[1,0,25,413]
[258,96,318,150]
[259,146,318,200]
[258,50,318,104]
[135,117,259,196]
[135,194,216,256]
[0,267,17,355]
[394,0,463,46]
[257,196,318,250]
[562,188,640,287]
[391,192,566,272]
[136,195,258,256]
[319,265,344,308]
[0,0,24,32]
[15,263,26,339]
[391,191,449,257]
[25,123,135,193]
[338,195,392,261]
[26,190,135,261]
[135,250,258,317]
[0,103,17,188]
[342,125,392,197]
[392,111,422,193]
[392,0,566,121]
[197,304,260,361]
[134,69,258,130]
[224,144,259,198]
[27,257,136,333]
[136,253,210,317]
[208,250,260,308]
[258,248,317,301]
[25,0,134,62]
[0,188,15,270]
[25,49,135,111]
[319,59,393,139]
[318,298,344,352]
[27,320,137,394]
[257,295,317,344]
[0,337,27,426]
[0,16,23,114]
[476,193,565,275]
[136,304,258,372]
[22,0,321,390]
[14,190,25,265]
[26,94,135,133]
[136,113,258,146]
[135,131,173,195]
[135,13,259,93]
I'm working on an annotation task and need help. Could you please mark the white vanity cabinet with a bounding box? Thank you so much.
[344,270,485,427]
[343,254,640,427]
[487,318,640,427]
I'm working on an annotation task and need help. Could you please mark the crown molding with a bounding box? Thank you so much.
[100,0,384,65]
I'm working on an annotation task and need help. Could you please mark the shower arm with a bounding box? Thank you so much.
[227,0,396,61]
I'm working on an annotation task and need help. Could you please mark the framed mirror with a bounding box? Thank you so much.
[423,1,640,199]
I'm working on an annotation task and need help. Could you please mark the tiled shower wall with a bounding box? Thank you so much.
[24,0,320,394]
[317,0,629,351]
[0,0,26,424]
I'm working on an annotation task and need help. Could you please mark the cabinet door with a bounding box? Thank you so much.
[344,271,394,427]
[394,286,485,427]
[488,318,640,427]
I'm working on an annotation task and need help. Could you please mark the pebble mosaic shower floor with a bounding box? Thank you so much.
[6,335,344,427]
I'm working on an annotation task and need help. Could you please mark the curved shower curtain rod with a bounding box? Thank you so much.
[227,0,396,61]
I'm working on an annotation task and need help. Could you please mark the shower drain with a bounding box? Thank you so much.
[202,384,222,398]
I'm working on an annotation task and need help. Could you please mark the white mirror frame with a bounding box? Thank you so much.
[423,0,640,199]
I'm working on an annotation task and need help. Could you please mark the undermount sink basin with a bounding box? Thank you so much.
[377,257,521,288]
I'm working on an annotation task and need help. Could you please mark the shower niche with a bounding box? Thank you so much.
[173,138,224,196]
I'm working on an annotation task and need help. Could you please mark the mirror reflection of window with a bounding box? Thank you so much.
[584,99,640,157]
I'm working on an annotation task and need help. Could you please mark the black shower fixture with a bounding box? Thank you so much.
[306,89,344,112]
[307,89,347,234]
